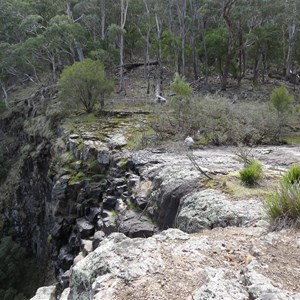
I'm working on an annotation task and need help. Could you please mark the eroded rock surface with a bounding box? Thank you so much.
[29,141,300,300]
[61,228,300,300]
[177,189,261,232]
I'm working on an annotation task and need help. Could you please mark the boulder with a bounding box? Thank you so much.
[117,210,156,238]
[133,195,148,210]
[127,174,140,190]
[107,133,127,149]
[115,198,127,213]
[68,232,163,299]
[76,218,95,239]
[30,286,56,300]
[176,189,262,233]
[68,232,81,250]
[60,270,71,290]
[59,288,70,300]
[154,179,202,229]
[58,245,74,271]
[85,207,101,223]
[81,239,93,256]
[73,252,84,266]
[103,195,118,209]
[82,140,110,164]
[92,230,106,249]
[102,211,117,234]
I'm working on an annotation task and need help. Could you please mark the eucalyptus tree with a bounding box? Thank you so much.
[220,0,236,90]
[283,0,299,79]
[119,0,130,94]
[174,0,189,76]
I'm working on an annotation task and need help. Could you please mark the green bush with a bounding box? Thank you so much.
[270,86,293,140]
[270,86,293,115]
[264,165,300,226]
[152,95,281,145]
[170,72,193,97]
[58,58,114,112]
[281,164,300,185]
[239,160,263,186]
[264,182,300,224]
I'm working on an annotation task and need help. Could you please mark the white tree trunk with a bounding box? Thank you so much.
[1,84,9,109]
[286,22,296,79]
[143,0,151,94]
[76,43,84,61]
[101,0,106,40]
[119,0,129,94]
[155,13,164,100]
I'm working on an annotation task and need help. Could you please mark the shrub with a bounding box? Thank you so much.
[270,86,293,115]
[58,58,114,113]
[281,164,300,185]
[170,72,193,97]
[153,95,281,145]
[264,182,300,225]
[239,159,263,186]
[270,86,293,140]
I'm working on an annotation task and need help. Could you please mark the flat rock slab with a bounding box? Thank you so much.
[63,227,300,300]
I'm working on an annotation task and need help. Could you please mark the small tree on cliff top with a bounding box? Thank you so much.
[58,58,114,112]
[270,86,293,139]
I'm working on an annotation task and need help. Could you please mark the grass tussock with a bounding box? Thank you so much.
[264,165,300,227]
[239,160,264,187]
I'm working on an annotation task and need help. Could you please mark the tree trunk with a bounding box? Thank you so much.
[66,1,84,62]
[155,13,163,99]
[143,0,151,94]
[189,0,199,80]
[51,56,57,82]
[253,54,262,83]
[119,32,125,94]
[66,0,72,19]
[191,32,198,80]
[145,29,151,95]
[262,53,266,83]
[100,0,106,41]
[285,22,296,80]
[119,0,129,95]
[76,43,84,61]
[176,0,187,76]
[202,21,209,85]
[237,25,244,85]
[0,82,9,109]
[220,0,236,91]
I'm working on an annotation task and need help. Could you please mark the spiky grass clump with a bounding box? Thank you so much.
[239,160,263,186]
[264,182,300,226]
[264,165,300,227]
[281,164,300,185]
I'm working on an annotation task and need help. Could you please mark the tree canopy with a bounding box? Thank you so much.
[1,0,300,107]
[58,58,113,112]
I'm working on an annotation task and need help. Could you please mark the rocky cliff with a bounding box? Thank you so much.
[2,100,300,300]
[0,105,158,297]
[29,138,300,299]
